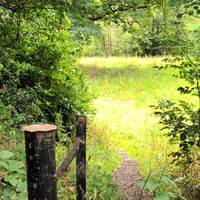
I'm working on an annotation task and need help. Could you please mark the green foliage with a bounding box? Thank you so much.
[0,1,91,199]
[80,0,200,57]
[0,102,26,199]
[0,2,91,129]
[1,0,200,199]
[154,99,199,164]
[87,142,122,200]
[175,0,200,17]
[83,23,134,56]
[0,101,25,147]
[0,151,26,200]
[83,57,186,199]
[140,173,186,200]
[70,0,161,22]
[82,2,188,57]
[154,57,200,165]
[153,56,200,199]
[87,166,121,199]
[55,131,122,200]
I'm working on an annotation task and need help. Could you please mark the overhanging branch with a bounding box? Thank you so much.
[86,3,156,21]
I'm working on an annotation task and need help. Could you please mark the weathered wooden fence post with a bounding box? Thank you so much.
[22,124,57,200]
[76,116,87,200]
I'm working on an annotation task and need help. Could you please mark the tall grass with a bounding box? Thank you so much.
[80,56,196,178]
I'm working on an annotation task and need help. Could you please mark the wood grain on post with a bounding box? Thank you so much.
[22,124,57,200]
[76,116,87,200]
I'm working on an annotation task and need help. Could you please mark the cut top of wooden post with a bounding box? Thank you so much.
[22,124,57,133]
[76,116,87,123]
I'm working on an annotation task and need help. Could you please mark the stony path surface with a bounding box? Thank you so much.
[113,152,153,200]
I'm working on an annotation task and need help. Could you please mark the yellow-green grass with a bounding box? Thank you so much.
[80,56,197,177]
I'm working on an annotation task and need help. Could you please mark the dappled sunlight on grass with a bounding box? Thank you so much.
[94,97,148,134]
[80,56,167,69]
[81,56,196,177]
[92,97,172,175]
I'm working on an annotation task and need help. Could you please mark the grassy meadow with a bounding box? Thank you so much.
[80,57,196,189]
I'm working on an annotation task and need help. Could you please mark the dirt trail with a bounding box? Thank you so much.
[113,152,153,200]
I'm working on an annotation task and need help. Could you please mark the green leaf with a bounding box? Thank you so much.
[145,179,159,192]
[17,192,27,200]
[0,160,9,169]
[16,181,27,193]
[0,151,14,160]
[8,160,24,172]
[160,176,177,188]
[4,175,19,187]
[177,13,183,18]
[2,187,16,199]
[155,192,170,200]
[17,169,26,175]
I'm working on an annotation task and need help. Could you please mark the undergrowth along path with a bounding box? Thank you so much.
[113,152,153,200]
[82,57,193,199]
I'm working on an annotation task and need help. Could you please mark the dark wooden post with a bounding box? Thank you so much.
[22,124,57,200]
[76,116,87,200]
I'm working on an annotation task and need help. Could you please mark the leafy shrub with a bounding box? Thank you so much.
[0,151,26,200]
[87,144,122,200]
[85,121,122,200]
[0,4,91,199]
[140,173,186,200]
[153,57,200,199]
[0,6,91,129]
[154,57,200,165]
[154,99,199,165]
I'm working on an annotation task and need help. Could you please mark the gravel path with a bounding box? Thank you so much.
[113,152,153,200]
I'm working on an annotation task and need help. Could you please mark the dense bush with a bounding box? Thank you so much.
[153,0,200,167]
[0,7,90,129]
[0,3,91,199]
[0,150,26,200]
[154,57,200,199]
